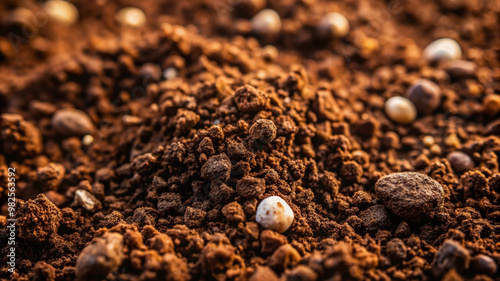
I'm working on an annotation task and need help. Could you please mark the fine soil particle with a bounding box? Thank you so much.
[0,0,499,280]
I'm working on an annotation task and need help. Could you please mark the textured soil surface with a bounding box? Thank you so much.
[1,0,500,280]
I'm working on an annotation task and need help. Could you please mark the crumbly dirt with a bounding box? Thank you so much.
[0,0,499,280]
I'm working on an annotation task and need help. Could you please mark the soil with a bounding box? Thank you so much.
[0,0,499,280]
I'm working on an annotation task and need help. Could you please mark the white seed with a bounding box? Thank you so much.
[43,0,79,25]
[75,190,99,211]
[385,96,417,124]
[115,7,146,28]
[423,38,462,61]
[82,135,94,146]
[256,196,294,233]
[163,67,178,80]
[251,9,281,36]
[317,12,350,39]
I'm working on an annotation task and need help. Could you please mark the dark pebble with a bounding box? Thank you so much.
[407,79,441,115]
[432,240,470,277]
[446,151,474,174]
[471,254,497,275]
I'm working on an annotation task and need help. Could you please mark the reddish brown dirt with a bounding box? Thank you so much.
[0,0,499,280]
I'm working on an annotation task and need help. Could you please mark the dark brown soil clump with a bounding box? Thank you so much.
[0,0,499,280]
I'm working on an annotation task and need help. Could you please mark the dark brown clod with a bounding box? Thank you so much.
[234,85,270,112]
[33,261,56,281]
[312,90,343,121]
[260,230,287,254]
[340,161,363,182]
[36,163,65,191]
[375,172,444,223]
[1,114,43,157]
[267,244,301,271]
[386,238,407,262]
[184,206,207,228]
[222,202,246,223]
[17,194,62,242]
[201,154,232,184]
[249,119,277,149]
[236,176,266,198]
[319,171,340,197]
[360,205,393,232]
[352,190,371,208]
[406,79,441,115]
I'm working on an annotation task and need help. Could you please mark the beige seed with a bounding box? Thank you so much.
[317,12,350,39]
[115,7,146,28]
[256,196,294,233]
[251,9,281,36]
[422,136,435,148]
[82,135,94,146]
[384,96,417,124]
[163,67,178,80]
[423,38,462,61]
[43,0,79,25]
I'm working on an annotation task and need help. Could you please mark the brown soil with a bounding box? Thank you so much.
[0,0,499,280]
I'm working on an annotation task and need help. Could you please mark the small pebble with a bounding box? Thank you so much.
[74,190,100,211]
[422,136,435,147]
[447,151,474,174]
[432,240,470,277]
[75,232,124,280]
[444,60,476,78]
[256,196,294,233]
[82,135,94,146]
[444,133,460,148]
[51,108,95,136]
[471,254,497,275]
[7,7,35,28]
[115,7,146,28]
[317,12,350,39]
[249,119,277,149]
[251,9,282,36]
[423,38,462,61]
[43,0,79,25]
[375,172,444,223]
[483,94,500,116]
[163,67,178,80]
[430,144,442,156]
[384,96,417,123]
[407,79,441,115]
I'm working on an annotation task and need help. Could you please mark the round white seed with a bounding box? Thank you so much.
[423,38,462,61]
[385,96,417,124]
[115,7,146,28]
[43,0,79,25]
[251,9,281,36]
[317,12,350,39]
[256,196,294,233]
